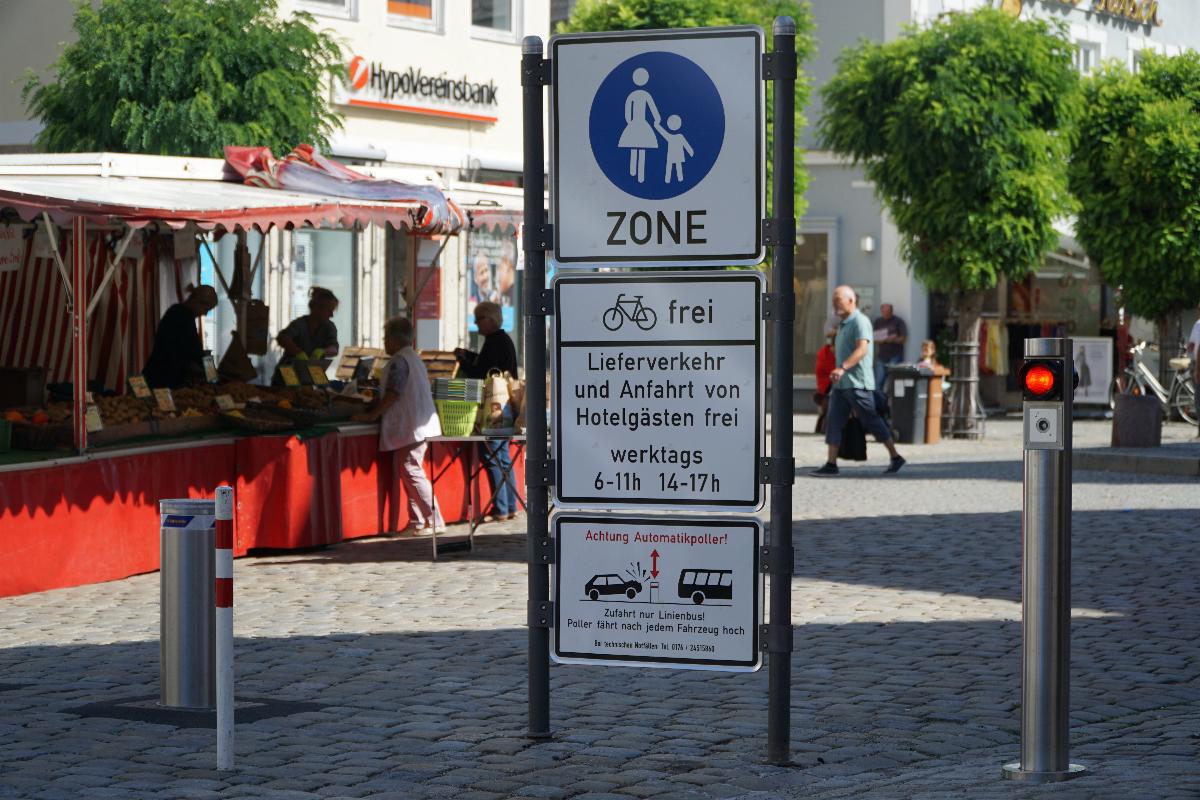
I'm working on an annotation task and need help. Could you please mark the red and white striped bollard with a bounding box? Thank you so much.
[215,485,234,770]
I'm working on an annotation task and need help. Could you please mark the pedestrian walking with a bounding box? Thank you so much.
[812,285,906,476]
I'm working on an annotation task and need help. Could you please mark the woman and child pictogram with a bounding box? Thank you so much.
[618,67,694,185]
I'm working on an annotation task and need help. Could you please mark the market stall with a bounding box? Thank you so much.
[0,152,521,598]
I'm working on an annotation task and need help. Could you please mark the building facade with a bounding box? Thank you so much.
[801,0,1200,409]
[0,0,559,376]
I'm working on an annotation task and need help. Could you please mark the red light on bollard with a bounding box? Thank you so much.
[1024,365,1056,396]
[1020,360,1063,401]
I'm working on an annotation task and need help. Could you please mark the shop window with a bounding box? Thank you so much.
[388,0,442,32]
[292,230,357,347]
[294,0,357,21]
[793,231,831,376]
[473,0,521,42]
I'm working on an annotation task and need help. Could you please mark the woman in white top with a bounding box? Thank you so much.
[356,317,443,535]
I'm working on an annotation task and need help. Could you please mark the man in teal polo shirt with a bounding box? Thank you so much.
[811,285,906,475]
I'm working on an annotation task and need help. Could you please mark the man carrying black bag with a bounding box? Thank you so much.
[811,286,905,476]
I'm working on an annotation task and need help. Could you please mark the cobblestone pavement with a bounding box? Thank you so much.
[1,418,1197,799]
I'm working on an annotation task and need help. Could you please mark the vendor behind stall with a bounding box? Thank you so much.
[142,285,218,389]
[272,286,340,385]
[455,301,520,522]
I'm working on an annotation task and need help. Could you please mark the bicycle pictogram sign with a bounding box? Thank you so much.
[602,293,658,332]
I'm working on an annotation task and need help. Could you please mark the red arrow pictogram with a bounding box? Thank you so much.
[650,549,660,578]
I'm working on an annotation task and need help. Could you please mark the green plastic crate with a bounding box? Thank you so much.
[435,400,479,437]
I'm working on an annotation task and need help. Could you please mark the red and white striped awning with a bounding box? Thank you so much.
[0,173,427,232]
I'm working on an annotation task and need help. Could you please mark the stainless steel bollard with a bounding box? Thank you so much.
[159,499,216,710]
[1003,338,1086,782]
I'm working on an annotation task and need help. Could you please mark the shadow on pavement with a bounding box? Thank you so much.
[791,508,1194,611]
[796,457,1198,483]
[0,613,1195,799]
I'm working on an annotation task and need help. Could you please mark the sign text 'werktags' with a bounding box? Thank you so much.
[553,272,763,510]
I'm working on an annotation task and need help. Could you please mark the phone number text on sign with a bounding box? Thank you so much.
[553,272,763,510]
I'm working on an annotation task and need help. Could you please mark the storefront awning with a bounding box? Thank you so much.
[0,173,429,232]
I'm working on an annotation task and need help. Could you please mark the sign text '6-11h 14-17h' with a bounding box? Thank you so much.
[551,27,765,266]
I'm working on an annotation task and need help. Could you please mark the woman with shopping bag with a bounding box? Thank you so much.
[454,301,520,522]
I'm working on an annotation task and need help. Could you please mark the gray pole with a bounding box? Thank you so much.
[766,16,796,767]
[1003,337,1085,782]
[521,35,552,740]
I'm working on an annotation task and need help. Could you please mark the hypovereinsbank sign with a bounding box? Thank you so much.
[335,55,500,123]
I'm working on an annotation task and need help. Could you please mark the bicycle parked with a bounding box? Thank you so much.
[1108,341,1196,425]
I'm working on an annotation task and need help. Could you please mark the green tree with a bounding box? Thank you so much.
[818,8,1077,434]
[23,0,343,157]
[558,0,816,222]
[1069,52,1200,372]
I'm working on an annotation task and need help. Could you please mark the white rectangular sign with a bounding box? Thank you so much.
[551,27,764,266]
[553,272,763,510]
[553,514,762,671]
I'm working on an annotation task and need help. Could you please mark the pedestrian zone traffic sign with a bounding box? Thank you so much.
[553,272,763,510]
[551,27,764,266]
[553,514,762,672]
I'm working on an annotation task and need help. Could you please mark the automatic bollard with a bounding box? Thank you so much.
[159,499,216,710]
[1002,338,1086,782]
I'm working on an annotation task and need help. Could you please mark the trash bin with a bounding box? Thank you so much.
[159,499,216,709]
[887,365,929,444]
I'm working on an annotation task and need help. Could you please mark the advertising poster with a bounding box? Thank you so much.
[465,214,521,343]
[1073,336,1113,406]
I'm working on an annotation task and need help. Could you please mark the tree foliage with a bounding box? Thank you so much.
[23,0,343,157]
[818,8,1078,297]
[1069,52,1200,324]
[558,0,815,220]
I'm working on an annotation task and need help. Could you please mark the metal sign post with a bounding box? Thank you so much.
[764,16,796,766]
[521,35,552,740]
[1003,337,1086,782]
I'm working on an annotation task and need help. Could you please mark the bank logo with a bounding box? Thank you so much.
[602,293,657,332]
[348,56,369,90]
[588,52,725,201]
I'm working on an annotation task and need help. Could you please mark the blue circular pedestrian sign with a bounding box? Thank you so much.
[588,51,725,201]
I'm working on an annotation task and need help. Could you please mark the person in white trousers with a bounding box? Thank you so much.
[356,317,444,535]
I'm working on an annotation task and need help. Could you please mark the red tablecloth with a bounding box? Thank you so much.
[0,441,235,597]
[0,428,526,597]
[235,431,344,551]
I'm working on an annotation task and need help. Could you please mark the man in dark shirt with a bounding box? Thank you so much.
[455,302,520,522]
[873,303,907,396]
[142,285,218,389]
